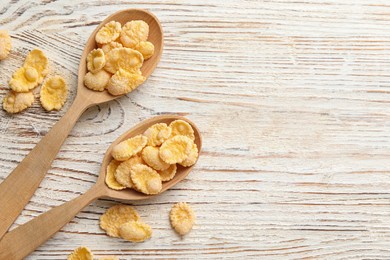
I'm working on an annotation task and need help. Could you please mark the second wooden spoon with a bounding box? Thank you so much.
[0,115,202,260]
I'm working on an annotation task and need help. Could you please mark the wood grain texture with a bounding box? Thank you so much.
[0,0,389,259]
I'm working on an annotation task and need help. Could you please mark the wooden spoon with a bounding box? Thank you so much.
[0,9,163,240]
[0,115,202,260]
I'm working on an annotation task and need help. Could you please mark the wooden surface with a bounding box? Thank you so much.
[0,0,389,259]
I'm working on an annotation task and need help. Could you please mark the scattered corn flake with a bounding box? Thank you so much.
[169,120,195,140]
[106,68,145,96]
[24,49,48,82]
[101,41,123,54]
[119,220,152,243]
[170,202,195,236]
[130,164,162,195]
[100,205,140,238]
[158,164,177,182]
[105,159,126,190]
[159,135,193,164]
[0,30,11,60]
[141,146,170,171]
[104,47,143,74]
[99,257,119,260]
[114,156,144,188]
[40,75,68,111]
[111,134,147,161]
[84,70,111,91]
[95,21,122,44]
[9,66,39,92]
[143,123,172,146]
[87,49,106,73]
[135,41,154,60]
[3,90,34,113]
[179,143,199,167]
[67,246,93,260]
[120,20,149,49]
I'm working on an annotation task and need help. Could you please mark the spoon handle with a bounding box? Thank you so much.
[0,184,104,260]
[0,96,87,240]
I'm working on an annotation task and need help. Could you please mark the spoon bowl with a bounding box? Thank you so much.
[101,115,202,200]
[0,8,163,241]
[77,8,164,105]
[0,115,202,259]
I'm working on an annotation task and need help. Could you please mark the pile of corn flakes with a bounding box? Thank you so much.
[105,119,198,195]
[2,45,68,113]
[84,20,154,96]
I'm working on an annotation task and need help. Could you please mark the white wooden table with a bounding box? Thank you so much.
[1,0,390,259]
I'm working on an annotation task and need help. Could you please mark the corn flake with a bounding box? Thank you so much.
[130,164,162,195]
[106,68,145,96]
[95,21,122,44]
[135,41,154,60]
[104,47,143,74]
[170,202,195,236]
[119,220,152,243]
[3,90,34,114]
[141,146,170,171]
[100,205,140,238]
[114,156,144,188]
[84,70,111,91]
[170,120,195,140]
[87,49,105,73]
[159,135,193,164]
[40,75,68,111]
[67,246,93,260]
[24,49,48,82]
[101,41,123,54]
[9,66,39,92]
[158,164,177,182]
[105,159,126,190]
[143,123,172,146]
[0,30,11,60]
[120,20,149,49]
[112,134,147,161]
[179,143,199,167]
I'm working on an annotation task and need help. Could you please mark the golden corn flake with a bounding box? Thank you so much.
[159,135,193,164]
[40,75,68,111]
[104,47,143,74]
[135,41,154,60]
[24,49,48,82]
[84,70,111,91]
[142,146,170,171]
[169,120,195,140]
[67,246,93,260]
[3,90,34,114]
[101,41,123,54]
[130,164,162,195]
[158,164,177,182]
[179,143,199,167]
[105,159,126,190]
[111,134,147,161]
[99,257,119,260]
[100,205,140,238]
[87,49,105,73]
[0,30,11,60]
[9,66,39,92]
[95,21,122,44]
[114,156,144,188]
[170,202,195,236]
[120,20,149,49]
[119,220,152,243]
[106,68,145,96]
[143,123,172,146]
